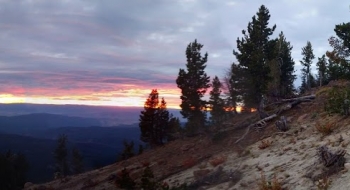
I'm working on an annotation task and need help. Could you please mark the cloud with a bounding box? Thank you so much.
[0,0,348,108]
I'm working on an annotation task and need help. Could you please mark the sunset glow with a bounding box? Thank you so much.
[0,91,182,109]
[0,1,344,110]
[0,94,25,104]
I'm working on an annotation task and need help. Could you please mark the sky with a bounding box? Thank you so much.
[0,0,348,109]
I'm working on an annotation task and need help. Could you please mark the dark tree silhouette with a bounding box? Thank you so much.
[176,39,210,134]
[233,5,276,112]
[139,89,171,147]
[54,134,69,176]
[71,147,84,174]
[209,76,225,126]
[0,151,29,190]
[119,140,135,161]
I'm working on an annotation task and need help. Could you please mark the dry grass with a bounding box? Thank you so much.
[209,155,227,167]
[316,86,332,97]
[315,121,337,135]
[258,172,283,190]
[316,175,331,190]
[289,137,296,144]
[258,139,272,149]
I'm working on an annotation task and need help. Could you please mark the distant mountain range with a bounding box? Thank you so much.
[0,103,183,126]
[0,113,101,134]
[0,103,183,183]
[0,109,144,183]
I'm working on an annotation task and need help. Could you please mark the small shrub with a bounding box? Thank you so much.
[289,137,296,144]
[317,175,331,190]
[311,112,318,119]
[258,172,283,190]
[209,155,227,167]
[324,86,350,116]
[258,140,272,149]
[115,168,136,190]
[315,121,337,135]
[141,166,158,190]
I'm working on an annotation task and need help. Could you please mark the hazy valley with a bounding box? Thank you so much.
[0,103,182,183]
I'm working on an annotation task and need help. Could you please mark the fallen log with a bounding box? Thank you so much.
[235,114,277,144]
[281,95,315,102]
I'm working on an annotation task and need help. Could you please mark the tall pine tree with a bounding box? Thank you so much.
[176,39,210,135]
[275,32,296,98]
[209,76,225,126]
[233,5,276,112]
[300,41,315,91]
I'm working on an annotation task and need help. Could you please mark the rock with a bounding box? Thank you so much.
[344,163,350,170]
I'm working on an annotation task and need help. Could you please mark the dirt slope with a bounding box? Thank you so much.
[25,82,350,190]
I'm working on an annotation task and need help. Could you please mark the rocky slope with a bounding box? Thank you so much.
[25,82,350,190]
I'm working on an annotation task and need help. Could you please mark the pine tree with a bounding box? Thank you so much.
[309,73,317,88]
[209,76,225,126]
[139,89,171,147]
[54,134,69,176]
[233,5,276,111]
[155,98,170,144]
[140,166,157,190]
[267,58,281,101]
[176,39,210,135]
[115,168,136,190]
[326,22,350,79]
[300,41,315,91]
[119,140,135,161]
[226,63,245,114]
[316,55,328,86]
[71,147,84,174]
[275,32,296,98]
[299,75,307,94]
[138,144,144,155]
[167,116,182,141]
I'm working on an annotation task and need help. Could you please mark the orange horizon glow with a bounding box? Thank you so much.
[0,93,182,109]
[0,94,252,111]
[0,94,249,111]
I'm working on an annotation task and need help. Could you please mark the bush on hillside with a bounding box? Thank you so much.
[324,86,350,116]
